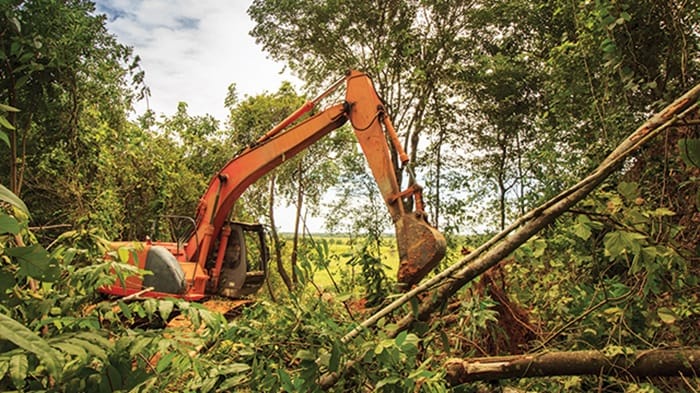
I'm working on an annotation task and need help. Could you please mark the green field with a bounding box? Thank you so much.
[277,234,400,291]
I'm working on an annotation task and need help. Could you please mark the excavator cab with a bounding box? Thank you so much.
[214,222,269,298]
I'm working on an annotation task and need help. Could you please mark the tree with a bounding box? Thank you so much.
[98,104,226,240]
[0,0,145,232]
[249,0,477,226]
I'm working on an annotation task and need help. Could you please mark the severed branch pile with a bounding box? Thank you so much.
[319,84,700,389]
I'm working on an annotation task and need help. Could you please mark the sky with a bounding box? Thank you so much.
[94,0,328,232]
[94,0,298,121]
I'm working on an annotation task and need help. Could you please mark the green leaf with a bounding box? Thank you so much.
[156,351,176,373]
[603,230,646,258]
[64,334,110,361]
[603,306,624,317]
[9,353,28,389]
[408,296,420,318]
[571,215,592,240]
[0,270,16,293]
[678,138,700,168]
[0,103,20,112]
[106,364,122,390]
[401,333,419,353]
[603,345,634,357]
[0,184,29,216]
[375,376,400,389]
[218,373,248,391]
[0,115,14,130]
[143,298,157,316]
[117,300,132,319]
[394,330,407,347]
[9,17,20,33]
[617,181,638,201]
[278,369,294,392]
[0,358,8,378]
[0,130,9,148]
[657,307,677,324]
[159,300,174,321]
[54,341,88,362]
[117,247,131,263]
[5,244,59,281]
[531,238,547,257]
[650,207,675,217]
[329,342,341,372]
[219,362,251,375]
[0,313,62,377]
[0,213,20,234]
[295,349,315,361]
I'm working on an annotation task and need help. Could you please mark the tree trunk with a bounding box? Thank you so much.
[9,110,17,194]
[268,174,293,292]
[444,349,700,385]
[291,159,303,284]
[497,137,507,231]
[434,130,443,228]
[8,85,19,194]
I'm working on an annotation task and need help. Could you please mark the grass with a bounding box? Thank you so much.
[278,234,399,291]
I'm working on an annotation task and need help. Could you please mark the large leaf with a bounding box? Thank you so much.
[4,244,60,281]
[0,213,20,234]
[678,138,700,169]
[0,183,28,216]
[0,313,62,377]
[48,332,112,366]
[603,230,646,258]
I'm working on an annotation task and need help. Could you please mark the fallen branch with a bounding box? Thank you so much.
[444,348,700,385]
[27,224,72,231]
[318,84,700,389]
[119,287,155,302]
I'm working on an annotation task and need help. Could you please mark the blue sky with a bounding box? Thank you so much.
[94,0,298,122]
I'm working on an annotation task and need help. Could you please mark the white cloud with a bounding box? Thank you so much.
[95,1,319,232]
[96,0,298,121]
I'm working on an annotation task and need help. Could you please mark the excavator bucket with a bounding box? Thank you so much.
[395,213,446,289]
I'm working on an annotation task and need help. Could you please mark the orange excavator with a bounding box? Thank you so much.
[101,70,446,301]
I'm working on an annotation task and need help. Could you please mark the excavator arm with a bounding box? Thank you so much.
[102,70,445,301]
[188,70,445,289]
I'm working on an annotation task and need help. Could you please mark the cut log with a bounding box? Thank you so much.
[444,349,700,385]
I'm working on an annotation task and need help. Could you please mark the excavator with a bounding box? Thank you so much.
[101,70,446,301]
